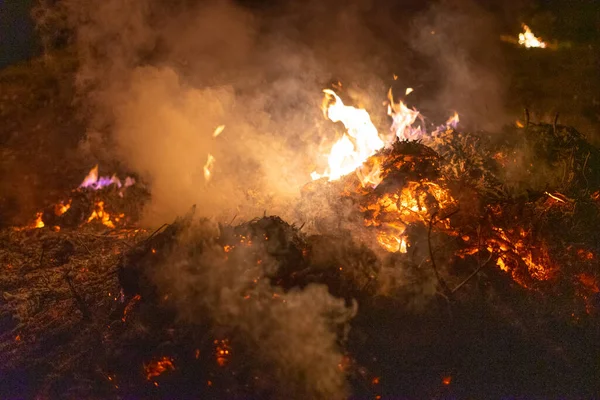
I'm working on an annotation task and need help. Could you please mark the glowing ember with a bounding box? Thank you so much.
[214,339,232,367]
[311,89,384,182]
[405,87,413,96]
[518,24,546,48]
[144,357,175,380]
[442,376,452,385]
[486,227,556,284]
[213,124,225,138]
[122,294,141,322]
[204,154,216,182]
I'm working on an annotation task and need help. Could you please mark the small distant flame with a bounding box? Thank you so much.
[204,154,216,182]
[518,24,546,48]
[405,87,413,96]
[213,125,225,138]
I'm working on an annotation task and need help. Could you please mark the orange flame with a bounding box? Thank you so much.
[144,357,175,380]
[311,89,384,183]
[518,24,546,48]
[33,212,44,228]
[87,201,116,229]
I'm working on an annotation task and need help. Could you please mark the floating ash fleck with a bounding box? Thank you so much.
[213,124,225,138]
[204,154,216,183]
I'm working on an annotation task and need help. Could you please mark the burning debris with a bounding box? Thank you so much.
[17,165,145,232]
[2,83,600,399]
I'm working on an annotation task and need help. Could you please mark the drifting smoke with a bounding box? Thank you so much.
[153,218,355,399]
[45,0,516,395]
[56,0,513,225]
[407,0,510,131]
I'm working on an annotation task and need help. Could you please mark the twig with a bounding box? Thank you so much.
[75,236,92,255]
[39,247,45,267]
[228,214,238,226]
[553,112,559,135]
[525,108,530,128]
[64,272,91,321]
[451,252,494,294]
[582,151,590,190]
[428,211,452,298]
[143,224,168,243]
[298,222,306,231]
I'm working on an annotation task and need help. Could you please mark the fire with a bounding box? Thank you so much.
[387,88,421,141]
[364,181,457,253]
[54,199,71,216]
[204,154,216,182]
[445,112,459,129]
[214,339,232,367]
[518,24,546,48]
[486,227,556,284]
[122,294,141,322]
[79,164,135,190]
[33,212,44,228]
[87,201,116,229]
[144,357,175,380]
[311,89,384,182]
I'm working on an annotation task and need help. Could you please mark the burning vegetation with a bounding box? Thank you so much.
[2,81,600,398]
[1,0,600,396]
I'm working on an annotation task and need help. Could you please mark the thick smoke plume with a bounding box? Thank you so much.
[45,0,514,395]
[55,0,511,225]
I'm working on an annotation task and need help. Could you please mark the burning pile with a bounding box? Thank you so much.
[2,85,600,398]
[19,164,145,231]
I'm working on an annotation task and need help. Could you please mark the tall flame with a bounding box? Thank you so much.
[311,89,384,182]
[387,88,421,141]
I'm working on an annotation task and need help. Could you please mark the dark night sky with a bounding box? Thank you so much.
[0,0,38,69]
[0,0,597,69]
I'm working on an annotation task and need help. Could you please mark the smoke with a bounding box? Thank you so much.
[153,218,354,399]
[45,0,518,395]
[56,0,515,225]
[407,0,510,131]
